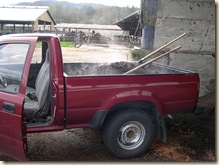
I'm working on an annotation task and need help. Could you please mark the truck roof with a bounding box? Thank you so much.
[0,33,58,38]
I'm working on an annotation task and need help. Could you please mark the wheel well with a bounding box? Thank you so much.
[104,101,158,125]
[103,100,167,143]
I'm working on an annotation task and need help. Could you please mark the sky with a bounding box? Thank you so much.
[0,0,140,7]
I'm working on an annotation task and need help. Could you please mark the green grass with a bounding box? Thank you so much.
[130,49,150,60]
[35,41,74,48]
[36,42,42,47]
[60,41,74,47]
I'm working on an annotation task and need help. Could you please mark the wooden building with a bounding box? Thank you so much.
[0,6,56,34]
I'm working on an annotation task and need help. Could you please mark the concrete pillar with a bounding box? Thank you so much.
[31,22,34,32]
[140,0,158,50]
[13,24,15,33]
[74,29,78,48]
[33,21,38,32]
[50,23,53,31]
[142,25,155,50]
[23,24,25,32]
[44,22,46,31]
[0,24,3,34]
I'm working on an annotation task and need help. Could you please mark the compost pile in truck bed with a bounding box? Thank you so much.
[66,61,159,76]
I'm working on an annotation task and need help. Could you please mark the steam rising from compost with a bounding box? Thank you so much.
[63,61,168,76]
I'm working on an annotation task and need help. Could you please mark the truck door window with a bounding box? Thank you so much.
[0,42,30,94]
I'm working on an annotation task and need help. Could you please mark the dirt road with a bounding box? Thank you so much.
[62,44,133,63]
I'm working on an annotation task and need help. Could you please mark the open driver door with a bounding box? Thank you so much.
[0,36,37,160]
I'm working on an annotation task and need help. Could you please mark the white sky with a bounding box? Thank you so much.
[0,0,140,7]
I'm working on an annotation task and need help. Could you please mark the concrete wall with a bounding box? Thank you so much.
[153,0,215,96]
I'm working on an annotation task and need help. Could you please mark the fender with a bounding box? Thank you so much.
[100,89,166,115]
[89,90,167,143]
[89,89,167,142]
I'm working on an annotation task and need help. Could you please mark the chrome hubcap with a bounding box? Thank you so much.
[118,121,145,150]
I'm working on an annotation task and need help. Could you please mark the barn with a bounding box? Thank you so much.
[0,6,56,34]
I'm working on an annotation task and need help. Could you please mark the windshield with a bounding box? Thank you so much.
[0,43,30,94]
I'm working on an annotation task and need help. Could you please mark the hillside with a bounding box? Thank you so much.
[17,0,139,24]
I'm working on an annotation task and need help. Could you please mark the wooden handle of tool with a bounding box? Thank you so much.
[123,45,182,75]
[138,32,187,63]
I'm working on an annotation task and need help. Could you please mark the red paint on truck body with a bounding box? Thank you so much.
[0,33,199,160]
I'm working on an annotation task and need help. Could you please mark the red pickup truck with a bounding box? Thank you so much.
[0,33,200,160]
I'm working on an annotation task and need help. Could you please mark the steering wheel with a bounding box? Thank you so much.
[0,74,7,88]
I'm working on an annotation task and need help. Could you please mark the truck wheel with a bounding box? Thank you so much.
[103,110,154,159]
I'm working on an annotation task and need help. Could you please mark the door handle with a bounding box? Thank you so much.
[2,102,15,113]
[52,94,56,99]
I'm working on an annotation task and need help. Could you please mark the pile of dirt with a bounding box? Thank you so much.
[74,62,146,75]
[164,92,215,160]
[67,61,153,76]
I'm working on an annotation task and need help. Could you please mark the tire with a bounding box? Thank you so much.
[103,109,155,159]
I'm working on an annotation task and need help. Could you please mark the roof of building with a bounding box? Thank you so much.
[0,6,56,24]
[55,23,121,30]
[114,11,140,34]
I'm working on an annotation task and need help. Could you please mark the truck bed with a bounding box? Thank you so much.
[63,61,194,76]
[63,61,199,129]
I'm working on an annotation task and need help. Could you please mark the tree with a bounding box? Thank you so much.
[17,1,139,24]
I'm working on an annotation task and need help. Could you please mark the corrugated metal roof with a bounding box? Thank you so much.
[0,6,50,22]
[114,11,140,35]
[114,11,140,31]
[55,23,121,30]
